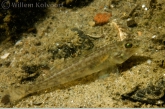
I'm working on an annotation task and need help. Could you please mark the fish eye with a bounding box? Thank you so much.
[125,43,133,48]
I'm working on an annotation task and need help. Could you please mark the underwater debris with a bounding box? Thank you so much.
[0,53,10,59]
[20,64,49,83]
[122,77,165,105]
[48,28,94,59]
[71,28,94,49]
[112,21,127,41]
[22,65,40,74]
[127,18,137,27]
[93,12,111,25]
[49,43,77,59]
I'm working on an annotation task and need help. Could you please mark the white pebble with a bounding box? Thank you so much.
[152,35,156,38]
[142,4,145,8]
[1,53,10,59]
[147,59,152,64]
[15,40,23,46]
[144,7,148,10]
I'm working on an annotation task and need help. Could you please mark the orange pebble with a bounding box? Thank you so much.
[137,31,142,36]
[94,13,111,25]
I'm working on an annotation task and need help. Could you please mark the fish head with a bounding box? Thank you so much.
[112,38,141,64]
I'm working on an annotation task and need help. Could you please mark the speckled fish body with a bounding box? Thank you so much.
[1,38,140,107]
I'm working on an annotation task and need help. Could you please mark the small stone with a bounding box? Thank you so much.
[142,4,145,8]
[144,7,148,11]
[127,18,137,27]
[1,53,10,59]
[87,34,104,38]
[152,35,157,38]
[33,101,42,106]
[147,59,152,65]
[15,40,23,47]
[88,21,95,26]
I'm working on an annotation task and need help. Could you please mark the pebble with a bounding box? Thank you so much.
[15,40,23,47]
[147,59,152,65]
[127,18,137,27]
[33,101,43,106]
[1,53,10,59]
[87,34,104,38]
[88,21,95,27]
[152,35,157,38]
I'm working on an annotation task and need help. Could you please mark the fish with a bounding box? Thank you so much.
[0,38,141,107]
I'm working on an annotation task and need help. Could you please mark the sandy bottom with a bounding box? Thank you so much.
[0,0,165,108]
